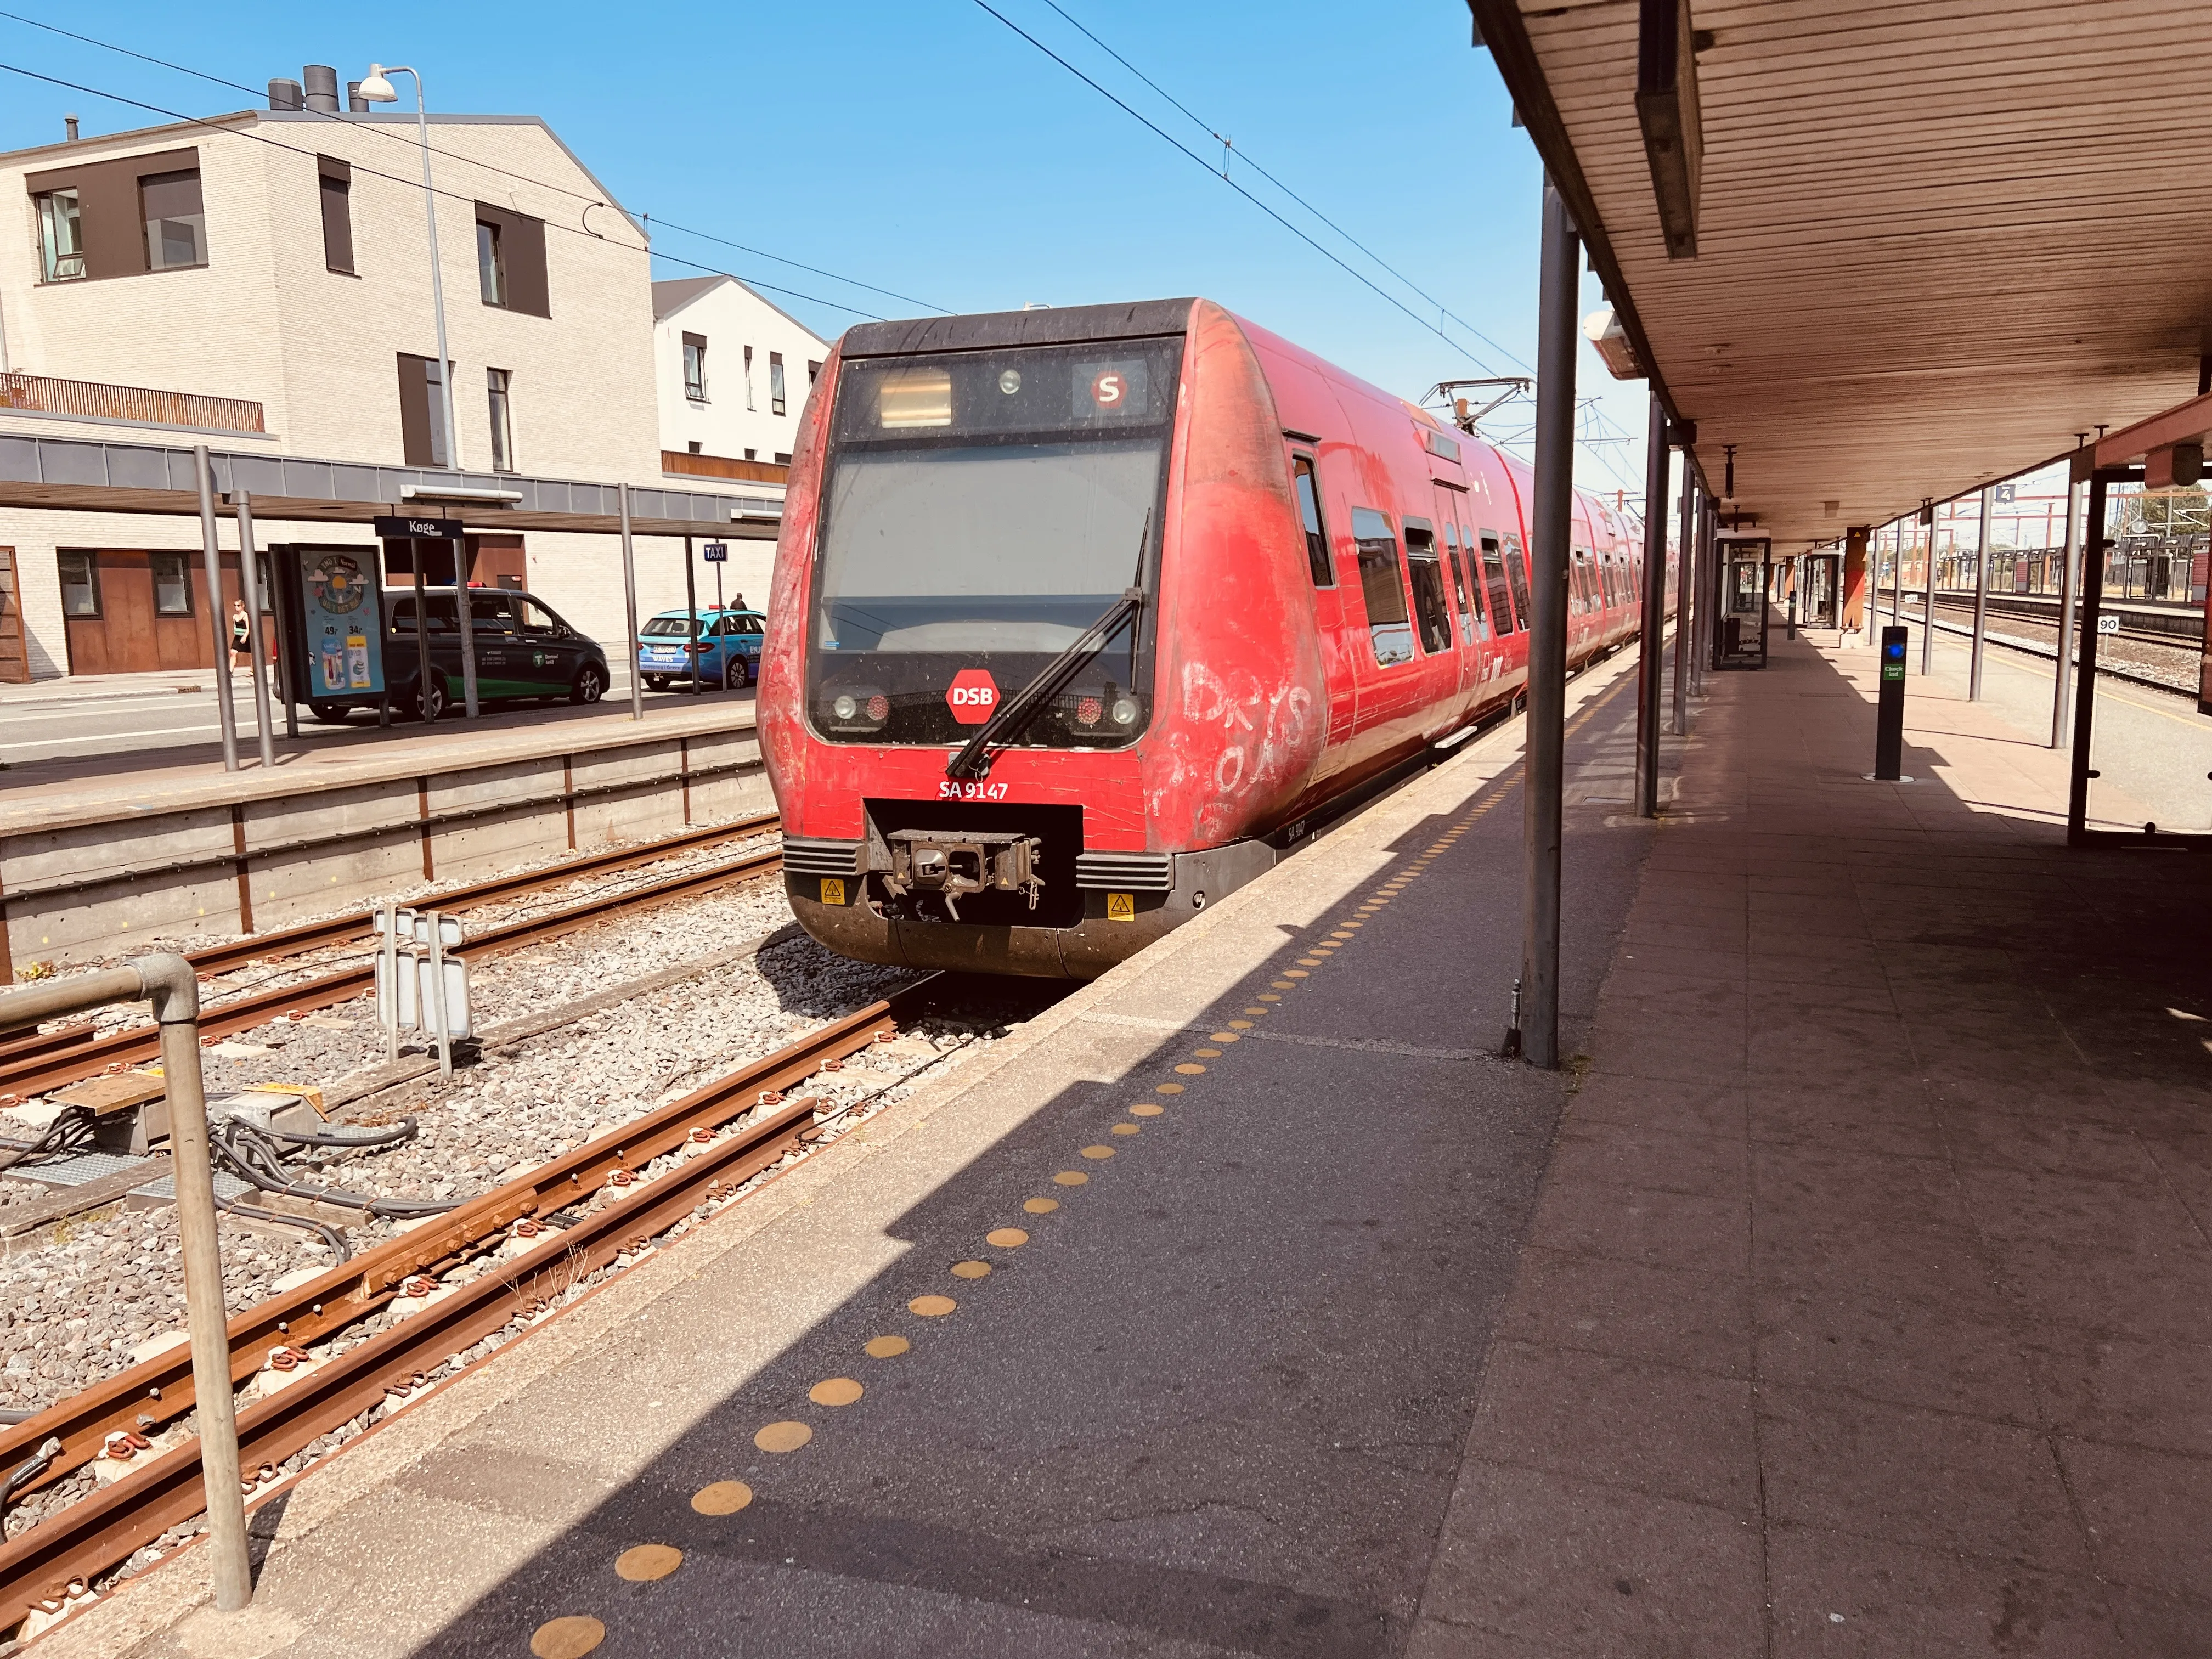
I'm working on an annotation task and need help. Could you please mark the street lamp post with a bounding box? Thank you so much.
[361,63,479,721]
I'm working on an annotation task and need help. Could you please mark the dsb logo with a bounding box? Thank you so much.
[945,668,999,725]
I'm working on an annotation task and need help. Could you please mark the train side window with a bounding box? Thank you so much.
[1441,522,1475,644]
[1293,456,1334,586]
[1457,526,1490,640]
[1503,532,1533,631]
[1402,517,1453,654]
[1350,506,1414,667]
[1570,549,1592,614]
[1479,532,1514,633]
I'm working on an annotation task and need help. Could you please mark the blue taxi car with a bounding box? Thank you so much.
[637,607,765,691]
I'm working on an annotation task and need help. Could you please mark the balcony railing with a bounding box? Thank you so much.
[0,370,266,435]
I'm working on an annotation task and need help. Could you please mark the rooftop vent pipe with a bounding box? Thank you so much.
[347,81,368,112]
[63,114,78,141]
[301,64,339,114]
[267,78,303,111]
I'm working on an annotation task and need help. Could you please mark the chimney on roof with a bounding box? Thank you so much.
[268,77,303,111]
[301,64,340,114]
[346,81,368,112]
[63,114,78,141]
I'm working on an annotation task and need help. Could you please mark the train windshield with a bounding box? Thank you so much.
[806,336,1183,749]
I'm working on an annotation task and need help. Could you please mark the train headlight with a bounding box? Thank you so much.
[832,694,859,720]
[997,369,1022,395]
[1111,697,1140,726]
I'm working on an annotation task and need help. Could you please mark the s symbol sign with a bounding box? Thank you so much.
[1091,370,1126,408]
[946,668,999,725]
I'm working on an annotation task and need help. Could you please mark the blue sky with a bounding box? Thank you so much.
[0,1,1654,501]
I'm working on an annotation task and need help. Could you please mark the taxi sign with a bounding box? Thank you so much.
[1105,892,1136,922]
[946,668,998,725]
[820,877,847,906]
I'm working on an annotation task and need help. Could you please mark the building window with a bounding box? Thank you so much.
[774,452,791,465]
[36,188,86,281]
[743,448,757,461]
[58,551,100,617]
[682,332,708,401]
[139,169,206,270]
[151,552,191,616]
[476,219,506,306]
[808,359,822,386]
[769,352,787,416]
[686,441,702,454]
[318,155,353,274]
[486,368,514,472]
[743,345,755,410]
[398,353,450,467]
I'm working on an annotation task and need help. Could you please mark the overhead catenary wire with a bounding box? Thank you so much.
[966,0,1510,379]
[0,57,891,319]
[0,8,953,316]
[1029,0,1530,375]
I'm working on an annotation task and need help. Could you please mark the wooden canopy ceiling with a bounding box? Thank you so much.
[1470,0,2212,546]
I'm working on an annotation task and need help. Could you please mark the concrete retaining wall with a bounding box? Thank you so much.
[1,723,769,969]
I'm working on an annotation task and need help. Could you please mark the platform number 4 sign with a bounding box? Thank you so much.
[1106,892,1136,922]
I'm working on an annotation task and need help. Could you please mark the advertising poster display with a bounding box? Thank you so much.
[300,549,384,696]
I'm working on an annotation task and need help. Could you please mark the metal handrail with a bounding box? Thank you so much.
[0,371,266,435]
[0,958,250,1612]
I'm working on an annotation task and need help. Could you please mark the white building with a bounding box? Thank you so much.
[651,275,829,613]
[0,74,764,680]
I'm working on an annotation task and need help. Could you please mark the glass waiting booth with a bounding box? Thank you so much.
[1801,552,1841,628]
[1713,534,1773,669]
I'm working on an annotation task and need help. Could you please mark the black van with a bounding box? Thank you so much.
[306,588,611,724]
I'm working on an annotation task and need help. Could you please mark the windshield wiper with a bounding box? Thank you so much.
[945,584,1145,781]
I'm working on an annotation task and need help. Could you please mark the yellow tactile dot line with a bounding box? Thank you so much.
[865,1334,911,1357]
[754,1420,812,1453]
[1156,1081,1186,1093]
[1024,1196,1061,1214]
[692,1480,753,1515]
[531,1615,606,1657]
[1081,1144,1117,1159]
[951,1260,992,1279]
[987,1227,1030,1248]
[1176,1060,1207,1073]
[910,1292,959,1314]
[1129,1102,1164,1116]
[810,1377,864,1406]
[1195,1045,1223,1056]
[1110,1122,1142,1136]
[1053,1171,1090,1187]
[1209,1031,1240,1042]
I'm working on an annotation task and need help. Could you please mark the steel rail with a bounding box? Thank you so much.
[182,811,779,977]
[0,978,940,1623]
[0,842,787,1101]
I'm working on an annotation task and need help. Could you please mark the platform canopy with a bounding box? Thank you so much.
[0,431,780,540]
[1469,0,2212,545]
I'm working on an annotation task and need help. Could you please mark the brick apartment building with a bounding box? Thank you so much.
[0,72,785,681]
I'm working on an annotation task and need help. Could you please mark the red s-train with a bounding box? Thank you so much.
[759,298,1649,978]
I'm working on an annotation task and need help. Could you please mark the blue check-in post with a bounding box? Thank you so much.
[1874,625,1906,780]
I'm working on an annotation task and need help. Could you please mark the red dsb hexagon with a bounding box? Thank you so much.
[945,668,999,725]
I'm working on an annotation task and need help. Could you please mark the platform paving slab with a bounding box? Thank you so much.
[1408,631,2212,1657]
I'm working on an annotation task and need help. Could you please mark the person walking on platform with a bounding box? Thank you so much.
[228,597,252,670]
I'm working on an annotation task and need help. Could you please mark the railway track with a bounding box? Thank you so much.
[0,814,783,1102]
[1915,601,2199,698]
[0,974,948,1634]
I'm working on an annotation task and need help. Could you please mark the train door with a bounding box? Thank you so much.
[1290,450,1356,747]
[1480,529,1528,698]
[1435,484,1477,702]
[1347,505,1423,737]
[1400,516,1458,719]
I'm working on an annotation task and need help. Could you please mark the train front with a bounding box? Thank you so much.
[758,300,1327,978]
